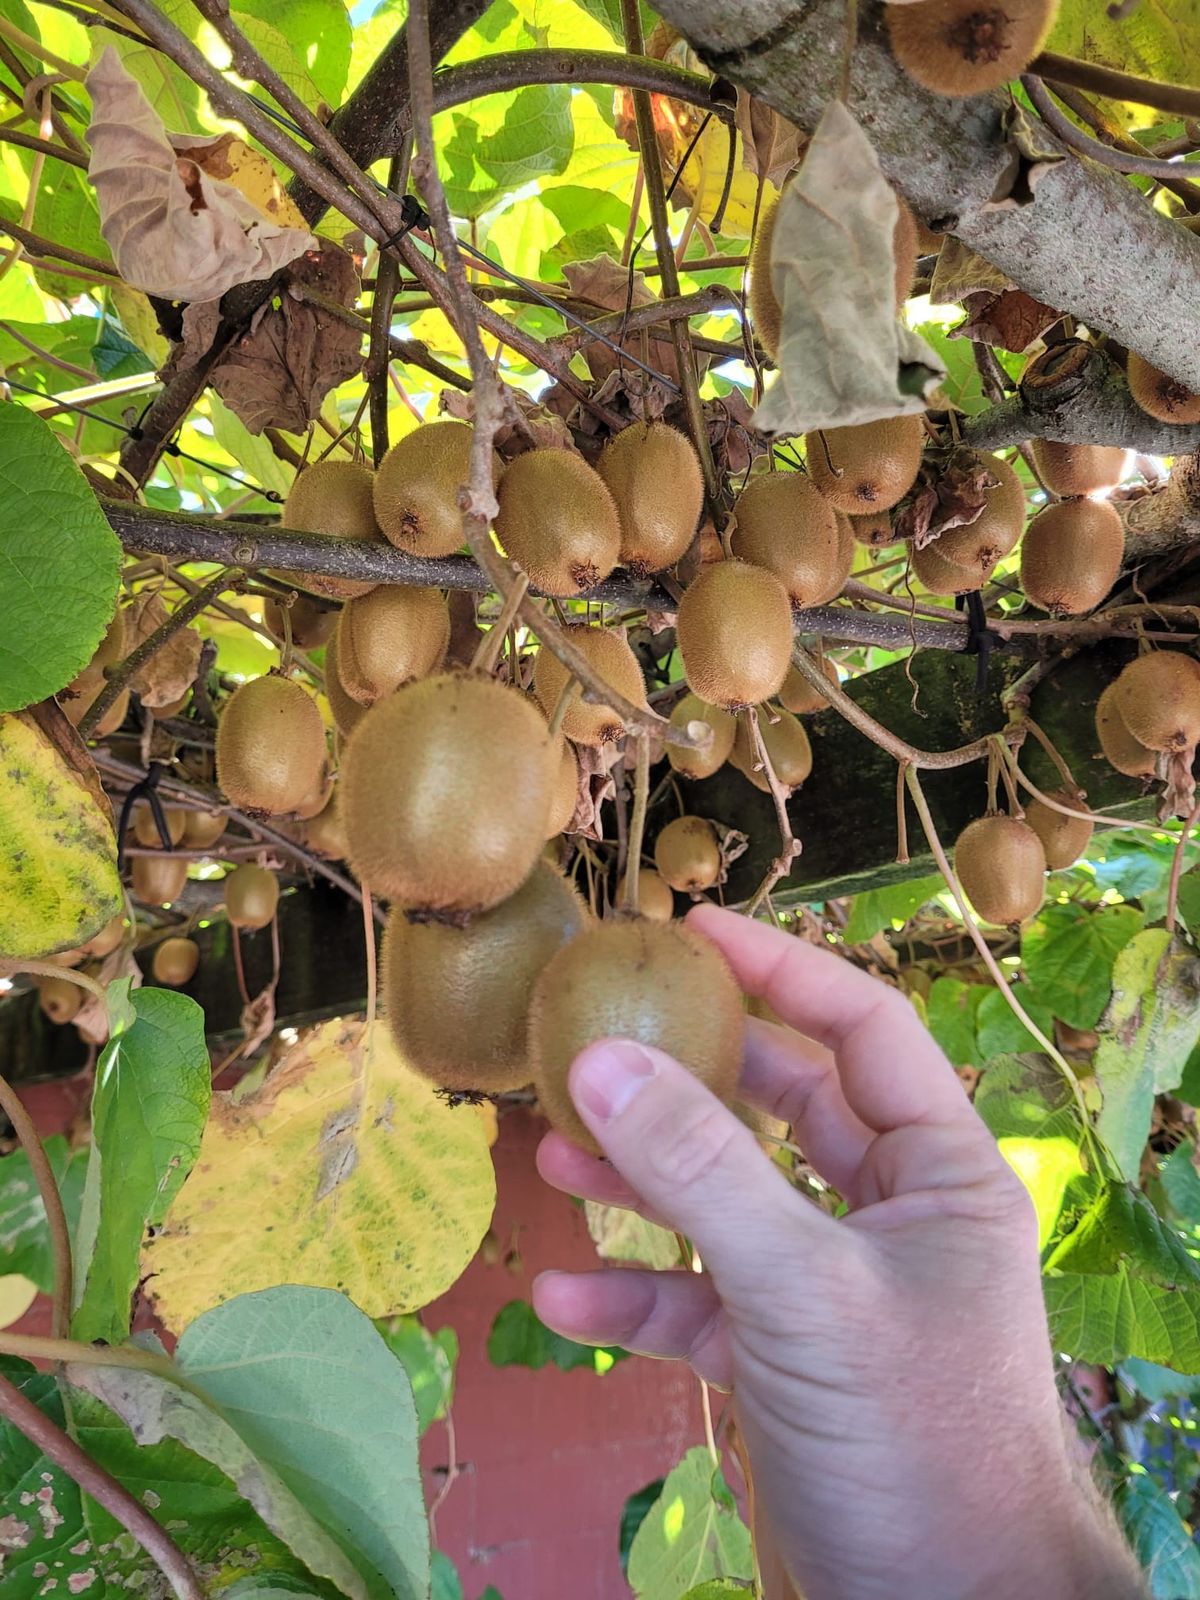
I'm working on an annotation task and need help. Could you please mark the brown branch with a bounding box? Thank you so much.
[1031,50,1200,122]
[289,283,470,393]
[1022,75,1200,182]
[0,1073,71,1338]
[547,285,739,359]
[744,707,802,914]
[0,218,113,276]
[0,125,87,167]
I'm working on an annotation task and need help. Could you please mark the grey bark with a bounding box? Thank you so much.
[964,360,1200,456]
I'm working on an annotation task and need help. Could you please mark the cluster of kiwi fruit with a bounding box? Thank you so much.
[954,790,1094,929]
[1094,651,1200,816]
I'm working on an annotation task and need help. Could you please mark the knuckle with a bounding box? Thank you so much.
[644,1097,745,1193]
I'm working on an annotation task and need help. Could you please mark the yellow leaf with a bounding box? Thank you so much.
[143,1018,496,1330]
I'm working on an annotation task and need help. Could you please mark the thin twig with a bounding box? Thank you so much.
[620,732,651,913]
[0,959,107,1005]
[1023,75,1200,181]
[895,761,910,865]
[745,707,802,914]
[0,1074,72,1338]
[1166,800,1200,934]
[471,572,529,675]
[1031,49,1200,121]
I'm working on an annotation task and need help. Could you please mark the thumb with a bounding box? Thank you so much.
[568,1038,825,1308]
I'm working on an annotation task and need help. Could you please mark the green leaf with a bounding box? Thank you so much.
[925,977,986,1067]
[431,1552,462,1600]
[487,1298,628,1373]
[29,164,113,298]
[1020,901,1145,1030]
[1161,1141,1200,1227]
[1047,1,1200,125]
[974,1055,1087,1250]
[627,1449,753,1600]
[376,1314,458,1434]
[567,0,655,41]
[207,392,295,499]
[72,987,211,1343]
[1174,866,1200,935]
[1046,1183,1200,1286]
[621,1478,666,1575]
[1113,1475,1200,1599]
[679,1587,753,1600]
[0,1135,86,1292]
[443,84,574,217]
[0,404,122,712]
[974,987,1055,1060]
[1120,1357,1200,1404]
[234,0,351,106]
[842,873,943,943]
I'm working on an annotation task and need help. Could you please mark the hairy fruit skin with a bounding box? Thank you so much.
[806,416,925,515]
[216,676,327,818]
[37,975,82,1024]
[532,625,648,747]
[910,538,987,596]
[1024,790,1094,871]
[654,815,722,893]
[1020,498,1124,616]
[280,460,383,600]
[152,936,200,986]
[223,864,279,930]
[932,453,1025,573]
[182,809,226,850]
[886,0,1058,98]
[546,738,580,839]
[730,471,842,607]
[495,448,621,596]
[131,853,188,907]
[1112,651,1200,753]
[1030,440,1127,497]
[779,658,838,715]
[1095,683,1157,778]
[374,420,495,558]
[617,868,675,922]
[334,585,450,706]
[955,815,1046,926]
[731,709,813,792]
[597,422,704,575]
[1126,352,1200,425]
[677,560,794,710]
[667,694,736,781]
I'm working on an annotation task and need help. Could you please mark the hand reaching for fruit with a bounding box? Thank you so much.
[534,904,1145,1600]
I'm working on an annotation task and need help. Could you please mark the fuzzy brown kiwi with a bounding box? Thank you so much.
[1020,498,1124,616]
[892,194,920,307]
[216,675,326,817]
[596,422,704,575]
[79,913,124,959]
[1126,352,1200,425]
[373,420,498,558]
[529,918,744,1154]
[131,854,188,906]
[546,738,580,839]
[886,0,1058,97]
[778,657,838,715]
[63,680,129,736]
[531,625,648,747]
[677,560,794,710]
[954,815,1046,926]
[335,585,450,707]
[1112,652,1200,752]
[495,449,621,596]
[291,763,333,822]
[931,452,1026,573]
[617,868,674,922]
[280,461,383,601]
[731,709,813,791]
[1094,683,1157,778]
[654,815,722,892]
[264,594,336,651]
[325,646,367,739]
[730,471,842,607]
[1029,440,1128,497]
[909,538,988,596]
[666,694,736,780]
[182,809,227,850]
[850,510,896,549]
[805,416,925,514]
[1024,790,1094,871]
[299,791,349,859]
[37,975,82,1024]
[341,672,553,916]
[132,803,186,848]
[224,864,279,930]
[382,860,588,1093]
[816,511,857,604]
[61,605,126,725]
[152,937,200,987]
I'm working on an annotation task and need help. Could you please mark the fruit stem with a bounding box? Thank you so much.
[895,761,910,865]
[620,732,651,914]
[1014,713,1080,793]
[997,742,1165,838]
[744,707,802,916]
[0,960,108,1006]
[1165,798,1200,934]
[0,1071,72,1339]
[994,739,1024,818]
[471,572,529,676]
[547,676,581,741]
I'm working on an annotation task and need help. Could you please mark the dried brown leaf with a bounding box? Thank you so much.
[894,445,998,548]
[123,591,203,708]
[74,943,140,1046]
[986,104,1065,211]
[561,254,706,388]
[734,90,805,188]
[568,743,620,840]
[440,387,574,456]
[929,237,1012,304]
[949,289,1062,354]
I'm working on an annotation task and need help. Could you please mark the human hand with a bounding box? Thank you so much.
[533,904,1144,1600]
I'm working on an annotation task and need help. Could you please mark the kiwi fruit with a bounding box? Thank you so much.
[1095,683,1157,778]
[546,739,580,838]
[1112,652,1200,752]
[1024,790,1094,871]
[224,864,280,930]
[62,680,129,737]
[341,672,553,916]
[299,791,349,858]
[1020,498,1124,616]
[374,420,495,558]
[805,416,925,514]
[817,511,857,604]
[335,586,450,707]
[730,471,842,607]
[1126,352,1200,426]
[79,913,125,959]
[280,460,383,601]
[886,0,1058,97]
[954,815,1046,926]
[617,868,674,922]
[596,422,704,576]
[495,449,621,596]
[910,538,987,596]
[654,815,722,892]
[37,975,82,1024]
[666,694,736,780]
[532,626,648,747]
[132,804,186,849]
[131,853,189,906]
[779,657,838,715]
[931,453,1026,573]
[1030,440,1128,497]
[851,511,896,549]
[529,918,744,1154]
[892,194,920,306]
[325,649,367,740]
[291,764,333,822]
[216,675,327,817]
[182,809,227,850]
[677,560,794,710]
[152,936,200,987]
[382,859,588,1093]
[731,709,813,792]
[265,594,336,651]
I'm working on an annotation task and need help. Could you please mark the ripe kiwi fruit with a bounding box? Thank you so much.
[37,975,82,1024]
[886,0,1058,97]
[532,625,648,747]
[805,416,925,514]
[131,853,189,906]
[383,859,587,1092]
[224,864,280,930]
[677,560,794,710]
[325,649,367,739]
[1112,652,1200,752]
[546,738,580,838]
[374,420,496,558]
[1094,683,1157,778]
[596,422,704,575]
[954,815,1046,926]
[495,449,621,596]
[731,709,813,791]
[910,538,987,596]
[335,585,450,707]
[182,809,227,850]
[779,657,838,715]
[132,803,186,848]
[1024,790,1094,871]
[851,511,896,549]
[341,672,553,916]
[654,815,722,892]
[666,694,736,780]
[79,913,124,959]
[1030,440,1128,497]
[819,511,857,604]
[299,790,349,859]
[280,461,383,601]
[730,471,842,606]
[617,867,674,922]
[265,594,336,651]
[529,918,744,1155]
[291,763,333,822]
[216,675,327,817]
[152,936,200,987]
[1020,498,1124,616]
[931,453,1026,573]
[1127,352,1200,425]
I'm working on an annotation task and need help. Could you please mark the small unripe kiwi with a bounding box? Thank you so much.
[1024,790,1094,871]
[955,815,1046,926]
[37,975,82,1024]
[596,422,704,575]
[79,913,124,959]
[730,471,842,606]
[778,657,838,715]
[532,626,648,747]
[299,791,349,859]
[806,416,925,515]
[495,449,621,596]
[264,594,336,651]
[132,803,186,849]
[341,672,553,916]
[1127,352,1200,425]
[1020,498,1124,616]
[1030,440,1128,497]
[851,511,896,549]
[529,918,744,1154]
[224,864,279,930]
[910,539,987,596]
[886,0,1058,97]
[152,936,200,987]
[677,560,794,710]
[131,853,189,906]
[216,675,327,817]
[382,860,588,1093]
[182,809,227,850]
[666,694,736,780]
[731,709,813,792]
[1112,652,1200,752]
[932,453,1025,574]
[280,461,383,600]
[654,815,722,892]
[546,739,580,839]
[334,586,450,707]
[1094,683,1157,778]
[374,420,495,558]
[617,868,674,922]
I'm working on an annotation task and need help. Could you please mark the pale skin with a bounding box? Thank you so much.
[533,903,1147,1600]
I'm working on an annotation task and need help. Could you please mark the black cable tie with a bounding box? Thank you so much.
[960,590,1003,695]
[116,761,170,873]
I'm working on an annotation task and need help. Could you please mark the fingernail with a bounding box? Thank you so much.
[571,1041,657,1123]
